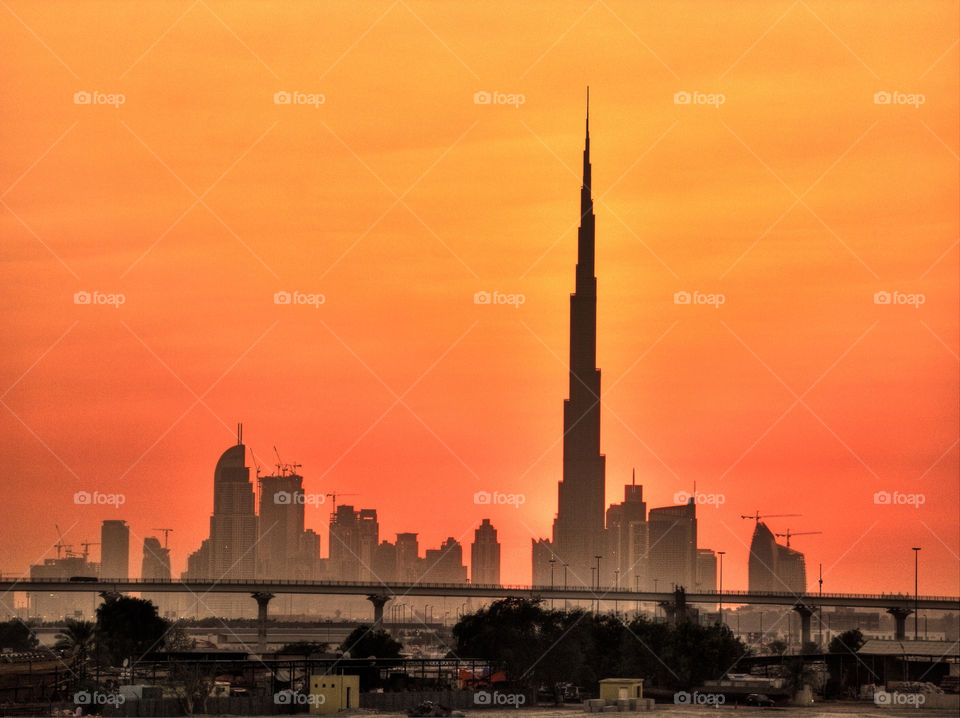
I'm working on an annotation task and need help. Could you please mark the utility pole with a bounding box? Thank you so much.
[717,551,726,626]
[818,563,823,648]
[912,547,921,640]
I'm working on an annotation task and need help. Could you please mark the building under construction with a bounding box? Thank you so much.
[748,520,807,593]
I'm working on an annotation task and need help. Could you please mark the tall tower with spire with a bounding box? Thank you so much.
[550,89,607,587]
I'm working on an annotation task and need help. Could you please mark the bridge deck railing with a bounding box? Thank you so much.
[2,576,956,603]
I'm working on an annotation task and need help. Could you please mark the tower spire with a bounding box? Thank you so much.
[550,90,605,586]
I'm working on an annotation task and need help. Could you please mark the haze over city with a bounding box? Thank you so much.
[1,0,957,598]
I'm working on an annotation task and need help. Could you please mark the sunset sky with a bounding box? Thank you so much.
[1,1,957,595]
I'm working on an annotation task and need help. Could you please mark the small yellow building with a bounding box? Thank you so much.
[309,674,360,715]
[598,678,644,702]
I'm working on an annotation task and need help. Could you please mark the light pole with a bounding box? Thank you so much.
[594,554,602,613]
[549,558,557,609]
[614,569,620,615]
[912,547,921,640]
[563,563,569,611]
[634,575,640,615]
[717,551,725,626]
[818,563,823,648]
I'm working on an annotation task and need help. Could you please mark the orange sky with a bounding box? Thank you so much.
[1,1,958,596]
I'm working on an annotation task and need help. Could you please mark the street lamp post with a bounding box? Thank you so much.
[563,563,569,611]
[594,555,602,613]
[912,547,921,640]
[717,551,726,626]
[818,563,823,648]
[614,569,620,615]
[549,557,557,609]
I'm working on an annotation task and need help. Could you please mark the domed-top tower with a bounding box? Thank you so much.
[208,426,258,580]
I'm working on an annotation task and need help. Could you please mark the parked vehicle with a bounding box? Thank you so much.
[744,693,775,707]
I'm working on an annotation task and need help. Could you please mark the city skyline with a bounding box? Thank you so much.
[1,1,957,597]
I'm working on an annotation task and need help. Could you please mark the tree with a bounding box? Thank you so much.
[96,596,169,666]
[0,620,38,651]
[171,663,217,716]
[55,619,96,675]
[828,629,864,655]
[163,622,195,651]
[452,598,746,692]
[453,597,553,685]
[768,639,789,656]
[339,626,402,658]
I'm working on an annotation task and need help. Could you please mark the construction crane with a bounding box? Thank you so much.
[775,529,822,548]
[80,541,100,561]
[152,528,174,548]
[740,511,801,523]
[273,446,302,477]
[325,492,358,514]
[54,524,73,560]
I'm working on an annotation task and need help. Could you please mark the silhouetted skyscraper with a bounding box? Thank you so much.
[748,521,779,592]
[100,519,129,579]
[749,521,807,593]
[550,90,607,587]
[329,505,379,581]
[208,437,258,580]
[696,548,717,592]
[141,536,171,580]
[258,473,306,579]
[141,535,172,617]
[647,500,697,590]
[605,472,647,588]
[423,537,468,584]
[373,540,398,582]
[395,532,421,582]
[470,519,501,585]
[777,544,807,593]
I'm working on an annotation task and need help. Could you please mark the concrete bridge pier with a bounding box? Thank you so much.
[793,603,816,650]
[367,593,391,628]
[887,606,913,641]
[251,592,274,654]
